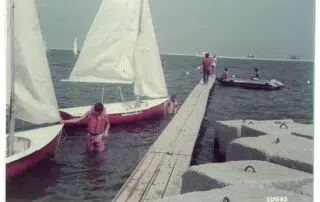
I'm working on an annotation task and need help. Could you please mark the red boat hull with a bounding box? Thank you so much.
[60,100,167,127]
[6,133,61,181]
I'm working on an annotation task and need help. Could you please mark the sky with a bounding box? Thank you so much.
[36,0,315,60]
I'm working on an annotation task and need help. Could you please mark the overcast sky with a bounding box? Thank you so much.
[36,0,315,60]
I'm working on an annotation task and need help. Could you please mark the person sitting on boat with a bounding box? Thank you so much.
[166,95,179,115]
[202,53,213,84]
[251,68,260,80]
[220,67,229,80]
[60,102,110,152]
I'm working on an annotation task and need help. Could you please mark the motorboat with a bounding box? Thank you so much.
[216,77,284,90]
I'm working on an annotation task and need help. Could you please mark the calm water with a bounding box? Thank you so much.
[6,50,313,201]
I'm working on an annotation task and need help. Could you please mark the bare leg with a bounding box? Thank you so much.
[86,138,94,151]
[96,140,105,152]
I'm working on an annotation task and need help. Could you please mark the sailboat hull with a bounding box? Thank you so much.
[6,125,63,181]
[60,98,169,126]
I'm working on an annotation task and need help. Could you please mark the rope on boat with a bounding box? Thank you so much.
[55,126,66,154]
[244,165,256,173]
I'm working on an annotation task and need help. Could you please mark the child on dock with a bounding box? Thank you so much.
[60,102,110,152]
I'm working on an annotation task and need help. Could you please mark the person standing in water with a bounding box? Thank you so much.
[162,60,166,68]
[60,102,110,152]
[166,95,179,115]
[202,53,213,84]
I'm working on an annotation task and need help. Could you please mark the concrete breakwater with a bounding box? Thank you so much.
[154,119,313,202]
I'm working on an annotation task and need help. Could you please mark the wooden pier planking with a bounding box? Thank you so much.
[114,153,164,201]
[113,76,216,202]
[142,154,178,201]
[162,155,191,197]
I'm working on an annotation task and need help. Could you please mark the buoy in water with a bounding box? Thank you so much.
[197,66,201,70]
[307,80,310,84]
[186,72,189,75]
[232,75,235,78]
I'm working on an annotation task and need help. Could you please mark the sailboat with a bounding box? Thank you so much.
[73,37,78,56]
[6,0,63,180]
[60,0,169,126]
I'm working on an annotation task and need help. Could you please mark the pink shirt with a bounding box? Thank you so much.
[87,106,109,134]
[202,58,213,70]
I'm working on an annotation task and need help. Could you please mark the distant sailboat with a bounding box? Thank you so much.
[60,0,169,125]
[6,0,63,180]
[289,55,300,60]
[44,40,47,53]
[73,37,78,56]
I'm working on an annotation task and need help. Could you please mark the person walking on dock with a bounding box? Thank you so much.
[202,53,213,84]
[60,102,110,152]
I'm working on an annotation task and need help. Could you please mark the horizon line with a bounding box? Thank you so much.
[47,48,314,62]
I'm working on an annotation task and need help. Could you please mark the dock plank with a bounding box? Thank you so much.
[171,88,211,155]
[163,155,191,197]
[150,79,211,153]
[114,153,163,201]
[113,76,216,202]
[150,81,205,153]
[142,154,178,201]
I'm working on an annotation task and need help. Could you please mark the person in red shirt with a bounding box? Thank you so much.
[60,102,110,152]
[202,53,213,84]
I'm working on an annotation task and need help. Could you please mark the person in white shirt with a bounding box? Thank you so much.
[211,54,217,75]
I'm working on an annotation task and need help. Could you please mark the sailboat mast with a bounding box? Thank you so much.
[8,0,16,156]
[138,0,143,34]
[134,0,144,103]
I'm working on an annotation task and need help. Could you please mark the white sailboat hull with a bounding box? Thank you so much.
[6,125,63,181]
[59,98,169,126]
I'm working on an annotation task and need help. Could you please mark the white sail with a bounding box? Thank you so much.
[133,0,168,98]
[66,0,139,84]
[73,37,78,56]
[6,0,60,124]
[6,0,12,109]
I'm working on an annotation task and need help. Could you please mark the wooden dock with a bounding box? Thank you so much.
[113,75,216,202]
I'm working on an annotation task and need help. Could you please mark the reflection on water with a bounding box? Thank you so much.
[6,51,313,201]
[7,159,61,201]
